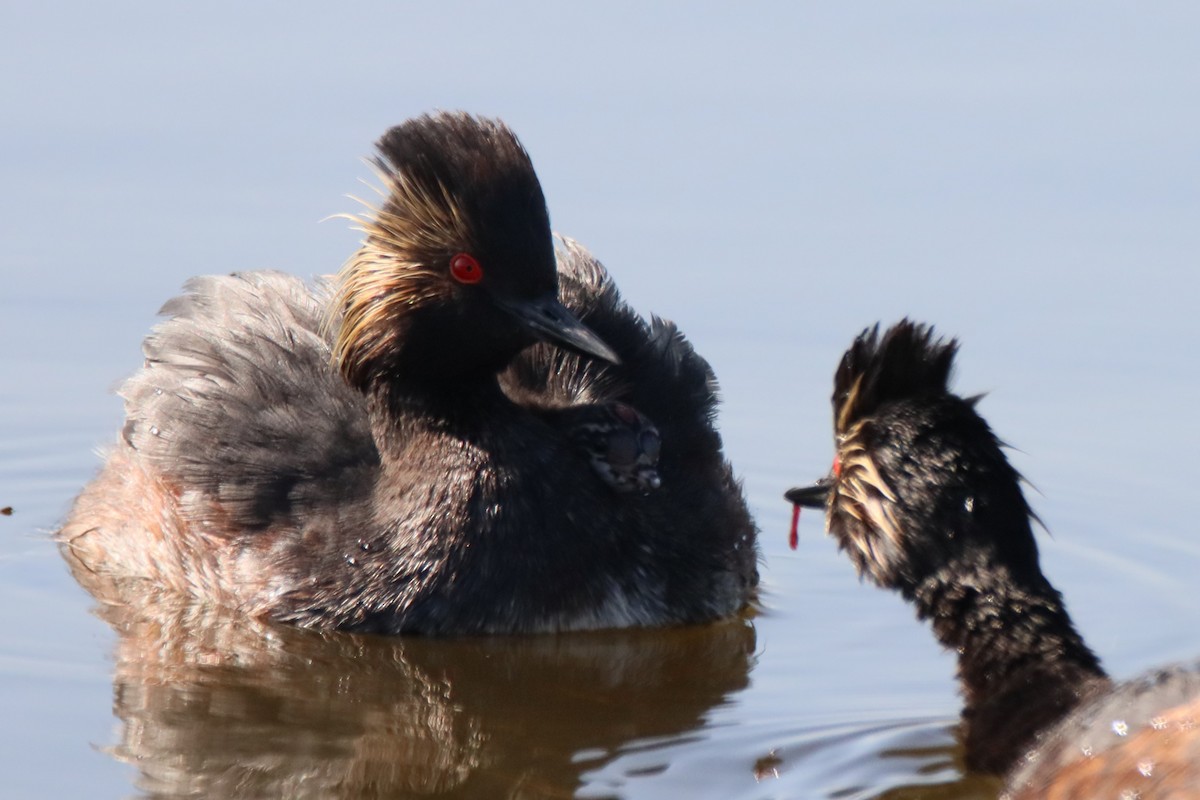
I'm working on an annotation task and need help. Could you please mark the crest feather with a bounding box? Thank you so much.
[833,319,958,437]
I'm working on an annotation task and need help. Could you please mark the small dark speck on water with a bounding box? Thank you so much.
[754,750,784,781]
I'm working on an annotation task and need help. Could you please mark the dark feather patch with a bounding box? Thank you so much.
[833,319,958,436]
[122,272,377,533]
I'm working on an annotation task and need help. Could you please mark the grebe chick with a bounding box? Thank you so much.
[59,112,757,635]
[554,402,662,493]
[787,320,1200,796]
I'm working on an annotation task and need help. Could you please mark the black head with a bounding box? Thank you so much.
[332,112,616,391]
[787,320,1043,593]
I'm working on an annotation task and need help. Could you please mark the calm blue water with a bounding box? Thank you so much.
[3,4,1199,797]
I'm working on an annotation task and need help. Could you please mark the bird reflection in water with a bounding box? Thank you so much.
[78,580,755,799]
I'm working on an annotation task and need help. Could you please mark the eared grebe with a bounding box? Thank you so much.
[59,112,757,635]
[787,321,1200,797]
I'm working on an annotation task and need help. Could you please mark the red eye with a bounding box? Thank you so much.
[832,456,842,478]
[450,253,484,284]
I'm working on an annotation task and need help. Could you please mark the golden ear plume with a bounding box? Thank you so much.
[326,164,472,385]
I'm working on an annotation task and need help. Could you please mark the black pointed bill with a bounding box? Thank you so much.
[785,479,832,508]
[505,294,621,365]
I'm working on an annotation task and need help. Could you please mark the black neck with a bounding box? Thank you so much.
[907,553,1110,774]
[365,371,512,449]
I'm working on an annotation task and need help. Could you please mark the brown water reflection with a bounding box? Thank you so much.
[78,578,756,799]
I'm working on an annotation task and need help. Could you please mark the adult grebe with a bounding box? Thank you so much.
[60,112,757,635]
[787,320,1200,797]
